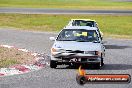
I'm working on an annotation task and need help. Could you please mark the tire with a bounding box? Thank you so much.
[94,63,100,69]
[101,58,104,67]
[50,60,57,68]
[72,63,79,69]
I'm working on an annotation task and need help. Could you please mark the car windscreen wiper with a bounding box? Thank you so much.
[92,41,100,43]
[75,40,100,43]
[57,40,75,41]
[75,40,89,42]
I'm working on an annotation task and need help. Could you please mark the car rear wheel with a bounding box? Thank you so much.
[50,60,57,68]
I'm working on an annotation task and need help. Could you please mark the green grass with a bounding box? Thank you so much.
[0,46,34,68]
[0,14,132,38]
[0,0,132,10]
[0,48,18,68]
[0,59,19,68]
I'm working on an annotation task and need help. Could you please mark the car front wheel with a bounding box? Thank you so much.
[95,63,100,69]
[101,58,104,67]
[50,60,57,68]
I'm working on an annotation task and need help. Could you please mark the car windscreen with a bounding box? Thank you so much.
[56,29,100,42]
[72,20,94,27]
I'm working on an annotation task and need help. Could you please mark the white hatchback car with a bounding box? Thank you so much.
[67,19,103,40]
[67,19,98,27]
[50,26,105,69]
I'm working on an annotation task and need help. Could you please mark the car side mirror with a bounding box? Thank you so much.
[49,37,56,41]
[101,36,103,40]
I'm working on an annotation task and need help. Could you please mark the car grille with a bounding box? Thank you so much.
[66,50,84,53]
[65,50,95,55]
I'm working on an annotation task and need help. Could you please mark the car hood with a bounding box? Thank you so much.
[53,41,101,51]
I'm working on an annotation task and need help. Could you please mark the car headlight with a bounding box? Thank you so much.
[84,51,101,56]
[51,48,65,54]
[51,48,58,55]
[95,51,101,56]
[51,48,57,53]
[84,51,95,54]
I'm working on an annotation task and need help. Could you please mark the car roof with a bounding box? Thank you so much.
[71,19,96,22]
[64,26,98,30]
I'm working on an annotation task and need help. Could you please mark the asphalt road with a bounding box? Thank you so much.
[0,28,132,88]
[0,8,132,15]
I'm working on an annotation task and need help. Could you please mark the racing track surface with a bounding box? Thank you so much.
[0,8,132,15]
[0,28,132,88]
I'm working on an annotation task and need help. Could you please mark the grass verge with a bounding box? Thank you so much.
[0,47,34,68]
[0,14,132,38]
[0,0,132,10]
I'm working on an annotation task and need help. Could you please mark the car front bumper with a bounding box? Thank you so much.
[51,53,101,64]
